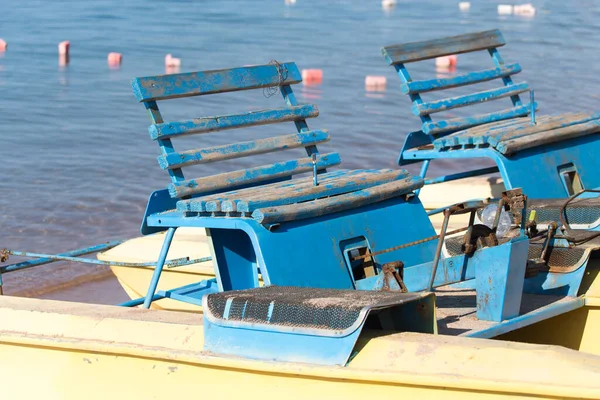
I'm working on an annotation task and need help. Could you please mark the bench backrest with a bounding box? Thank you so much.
[132,62,339,199]
[382,29,534,138]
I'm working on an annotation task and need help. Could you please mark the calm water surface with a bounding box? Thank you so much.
[1,0,600,294]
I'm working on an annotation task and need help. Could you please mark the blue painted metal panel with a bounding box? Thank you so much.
[157,279,219,306]
[475,236,528,321]
[204,316,364,366]
[147,196,437,291]
[141,189,179,235]
[132,62,302,102]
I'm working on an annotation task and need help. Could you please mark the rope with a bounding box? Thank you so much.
[352,226,469,261]
[263,60,288,98]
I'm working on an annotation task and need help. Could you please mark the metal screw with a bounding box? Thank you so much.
[312,153,318,186]
[530,90,536,125]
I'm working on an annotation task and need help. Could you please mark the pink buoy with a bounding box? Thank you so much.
[365,75,387,92]
[435,55,457,69]
[58,41,70,56]
[301,69,323,85]
[514,3,535,16]
[107,52,122,67]
[165,54,181,68]
[0,39,7,51]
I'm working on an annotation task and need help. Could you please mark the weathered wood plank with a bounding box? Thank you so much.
[486,112,600,146]
[175,170,352,212]
[157,130,330,170]
[401,64,521,94]
[149,105,319,140]
[236,169,409,212]
[382,30,505,65]
[220,170,373,212]
[169,153,341,198]
[497,120,600,155]
[252,176,423,224]
[132,62,302,102]
[433,113,599,149]
[423,103,535,136]
[414,82,529,116]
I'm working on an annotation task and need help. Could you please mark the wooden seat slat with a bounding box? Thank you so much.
[433,113,600,150]
[149,105,319,140]
[486,113,600,146]
[221,170,376,212]
[414,82,529,116]
[423,103,535,136]
[497,120,600,156]
[382,29,505,65]
[168,153,341,198]
[402,63,521,95]
[132,62,302,102]
[157,130,330,170]
[252,176,423,224]
[175,170,353,212]
[236,170,409,213]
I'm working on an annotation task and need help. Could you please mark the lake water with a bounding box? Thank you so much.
[2,0,600,296]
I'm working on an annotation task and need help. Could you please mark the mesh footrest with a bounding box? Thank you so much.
[527,197,600,226]
[205,285,430,336]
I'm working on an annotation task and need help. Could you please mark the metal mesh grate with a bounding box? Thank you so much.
[206,286,423,331]
[528,245,588,271]
[443,235,511,256]
[527,197,600,225]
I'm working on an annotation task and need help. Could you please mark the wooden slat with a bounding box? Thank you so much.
[486,113,600,146]
[157,130,330,170]
[149,105,318,140]
[382,29,505,65]
[176,170,352,212]
[414,83,529,116]
[169,153,341,198]
[251,176,423,224]
[132,62,302,102]
[221,170,373,212]
[401,63,522,94]
[497,120,600,156]
[236,169,409,212]
[423,103,535,136]
[433,116,552,149]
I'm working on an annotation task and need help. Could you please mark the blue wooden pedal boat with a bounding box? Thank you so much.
[2,39,600,399]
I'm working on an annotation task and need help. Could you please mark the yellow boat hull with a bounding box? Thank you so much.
[2,294,600,399]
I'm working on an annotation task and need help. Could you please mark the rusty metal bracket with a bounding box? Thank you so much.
[382,261,408,292]
[0,249,8,263]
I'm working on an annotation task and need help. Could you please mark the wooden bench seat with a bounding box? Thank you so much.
[176,170,422,224]
[432,112,600,156]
